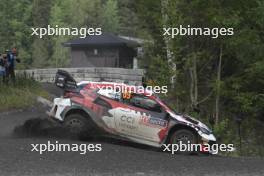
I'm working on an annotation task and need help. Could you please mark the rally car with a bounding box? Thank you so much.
[48,70,216,154]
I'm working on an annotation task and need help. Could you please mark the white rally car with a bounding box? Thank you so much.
[48,70,216,154]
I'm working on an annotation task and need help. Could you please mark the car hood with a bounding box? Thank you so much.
[168,111,212,133]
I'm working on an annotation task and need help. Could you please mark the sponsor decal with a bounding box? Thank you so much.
[119,115,137,130]
[121,115,135,124]
[140,116,167,128]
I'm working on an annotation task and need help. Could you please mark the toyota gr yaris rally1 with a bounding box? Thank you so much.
[48,70,216,154]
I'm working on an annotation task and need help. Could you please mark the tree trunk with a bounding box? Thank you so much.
[194,54,198,108]
[161,0,176,88]
[189,54,198,110]
[215,44,223,124]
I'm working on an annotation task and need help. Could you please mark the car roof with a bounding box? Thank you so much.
[78,81,154,97]
[78,81,130,88]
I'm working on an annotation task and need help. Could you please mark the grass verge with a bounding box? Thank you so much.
[0,74,49,111]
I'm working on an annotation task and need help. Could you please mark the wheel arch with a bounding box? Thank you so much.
[62,106,105,135]
[63,107,91,121]
[165,123,199,144]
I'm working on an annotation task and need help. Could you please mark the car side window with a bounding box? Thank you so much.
[124,93,162,113]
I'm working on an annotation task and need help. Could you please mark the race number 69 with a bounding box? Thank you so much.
[122,92,132,99]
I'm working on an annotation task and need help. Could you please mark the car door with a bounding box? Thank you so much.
[115,93,169,143]
[95,86,141,136]
[113,106,138,136]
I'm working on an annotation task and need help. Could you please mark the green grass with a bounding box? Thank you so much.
[0,74,49,111]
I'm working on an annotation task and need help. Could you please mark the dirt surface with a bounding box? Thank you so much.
[0,84,263,176]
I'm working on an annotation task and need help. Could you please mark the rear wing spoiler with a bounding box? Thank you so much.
[55,70,78,92]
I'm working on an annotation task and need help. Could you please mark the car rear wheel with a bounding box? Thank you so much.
[169,129,198,155]
[63,114,90,138]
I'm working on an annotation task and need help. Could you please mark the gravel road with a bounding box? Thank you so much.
[0,84,263,176]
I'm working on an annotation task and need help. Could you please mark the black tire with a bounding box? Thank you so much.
[63,114,90,138]
[169,129,198,155]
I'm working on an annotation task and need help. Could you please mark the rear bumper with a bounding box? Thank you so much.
[47,98,71,121]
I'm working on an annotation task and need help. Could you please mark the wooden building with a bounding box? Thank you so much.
[64,33,140,69]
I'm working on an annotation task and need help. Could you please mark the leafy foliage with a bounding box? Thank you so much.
[135,0,264,156]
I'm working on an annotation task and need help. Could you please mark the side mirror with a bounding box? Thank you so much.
[142,100,162,113]
[164,112,170,120]
[153,104,162,112]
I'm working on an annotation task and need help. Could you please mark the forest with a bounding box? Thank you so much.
[0,0,263,156]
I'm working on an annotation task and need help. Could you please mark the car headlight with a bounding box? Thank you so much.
[199,127,211,135]
[199,121,212,131]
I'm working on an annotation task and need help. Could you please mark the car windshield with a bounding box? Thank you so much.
[154,94,181,115]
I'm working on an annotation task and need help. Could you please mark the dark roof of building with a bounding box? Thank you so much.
[64,33,140,48]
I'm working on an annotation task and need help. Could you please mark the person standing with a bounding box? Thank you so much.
[0,54,5,83]
[0,53,8,84]
[6,48,19,83]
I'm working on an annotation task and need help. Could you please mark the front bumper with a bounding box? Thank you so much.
[198,132,217,154]
[199,132,216,142]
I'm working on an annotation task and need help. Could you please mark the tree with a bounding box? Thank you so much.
[0,0,33,69]
[117,0,139,36]
[31,0,53,68]
[101,0,120,33]
[135,0,264,156]
[48,0,104,67]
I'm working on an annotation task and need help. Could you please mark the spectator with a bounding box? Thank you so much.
[0,54,5,83]
[0,54,8,84]
[6,48,19,83]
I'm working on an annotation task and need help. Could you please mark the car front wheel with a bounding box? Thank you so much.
[169,129,198,154]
